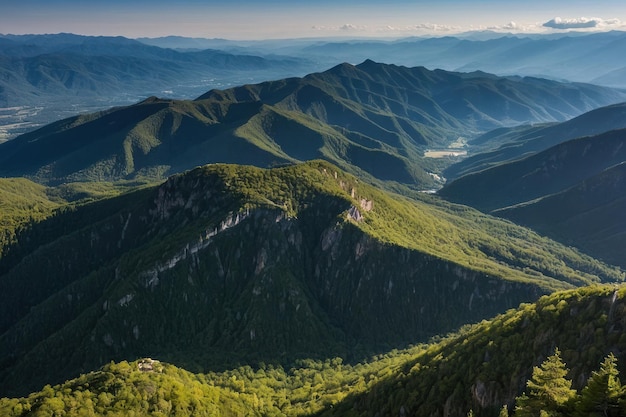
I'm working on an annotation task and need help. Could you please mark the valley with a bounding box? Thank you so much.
[0,106,43,142]
[0,102,129,141]
[423,149,467,158]
[2,285,626,416]
[2,28,626,417]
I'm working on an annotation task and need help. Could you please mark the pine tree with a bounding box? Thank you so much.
[514,348,576,417]
[498,404,509,417]
[576,353,624,417]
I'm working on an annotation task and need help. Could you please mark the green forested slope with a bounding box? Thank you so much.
[439,127,626,271]
[324,285,626,417]
[0,178,61,257]
[3,285,626,417]
[0,161,620,397]
[0,176,155,261]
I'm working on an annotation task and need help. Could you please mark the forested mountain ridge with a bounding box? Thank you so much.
[2,285,626,417]
[1,61,623,191]
[494,159,626,269]
[0,161,621,397]
[3,33,626,417]
[323,285,626,417]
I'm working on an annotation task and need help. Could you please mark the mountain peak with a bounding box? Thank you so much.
[358,58,380,67]
[138,95,166,104]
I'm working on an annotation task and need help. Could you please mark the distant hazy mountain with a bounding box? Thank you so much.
[1,61,622,190]
[593,65,626,87]
[3,31,626,141]
[0,34,310,107]
[298,31,626,88]
[0,160,620,396]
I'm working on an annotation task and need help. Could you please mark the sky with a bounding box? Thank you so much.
[2,0,626,40]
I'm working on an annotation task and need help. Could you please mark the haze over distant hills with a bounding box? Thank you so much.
[295,31,626,87]
[136,30,626,89]
[138,30,626,89]
[0,34,314,140]
[0,34,310,105]
[2,31,626,141]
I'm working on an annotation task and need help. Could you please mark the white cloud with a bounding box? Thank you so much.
[502,21,517,30]
[368,23,462,36]
[311,23,459,35]
[340,23,361,31]
[412,23,460,32]
[484,21,545,33]
[543,16,622,30]
[310,24,367,33]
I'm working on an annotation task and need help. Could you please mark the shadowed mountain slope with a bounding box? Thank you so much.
[440,128,626,212]
[495,160,626,269]
[445,102,626,180]
[440,124,626,270]
[323,285,626,417]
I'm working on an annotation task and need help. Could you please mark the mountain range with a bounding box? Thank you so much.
[3,31,626,142]
[2,35,626,417]
[297,31,626,88]
[444,102,626,180]
[0,34,314,140]
[1,61,623,191]
[0,33,309,107]
[136,31,626,89]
